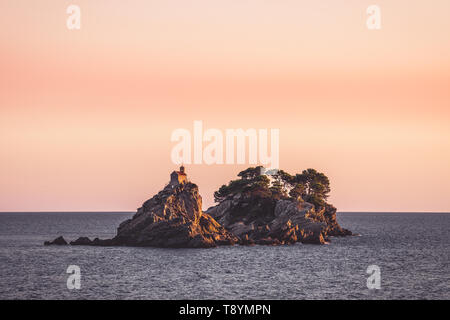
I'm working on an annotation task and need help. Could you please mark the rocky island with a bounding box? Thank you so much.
[207,167,351,245]
[45,166,351,247]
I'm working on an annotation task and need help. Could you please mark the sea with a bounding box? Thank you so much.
[0,212,448,300]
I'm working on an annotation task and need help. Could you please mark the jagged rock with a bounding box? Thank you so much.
[51,176,239,248]
[70,237,93,245]
[109,182,238,248]
[44,236,67,246]
[91,238,115,246]
[207,196,351,245]
[240,234,255,245]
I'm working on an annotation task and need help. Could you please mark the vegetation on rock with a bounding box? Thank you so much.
[208,166,352,245]
[214,166,331,210]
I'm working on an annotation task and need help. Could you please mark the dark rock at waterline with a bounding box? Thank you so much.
[70,237,93,245]
[44,236,67,246]
[69,237,115,246]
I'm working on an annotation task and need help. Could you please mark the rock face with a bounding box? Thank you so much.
[111,182,238,248]
[206,195,351,245]
[66,182,238,248]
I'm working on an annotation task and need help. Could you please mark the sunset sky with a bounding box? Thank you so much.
[1,1,449,212]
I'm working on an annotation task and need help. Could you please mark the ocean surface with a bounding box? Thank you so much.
[0,212,448,300]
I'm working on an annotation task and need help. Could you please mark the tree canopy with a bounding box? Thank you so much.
[213,166,331,209]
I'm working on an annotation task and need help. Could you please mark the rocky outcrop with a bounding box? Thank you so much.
[206,196,351,245]
[306,203,352,237]
[45,167,352,247]
[63,182,238,248]
[69,237,113,246]
[44,236,67,246]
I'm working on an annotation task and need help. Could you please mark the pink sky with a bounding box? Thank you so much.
[1,1,450,212]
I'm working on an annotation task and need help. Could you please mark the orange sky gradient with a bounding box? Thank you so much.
[1,1,450,212]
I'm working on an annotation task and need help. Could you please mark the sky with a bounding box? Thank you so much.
[1,1,450,212]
